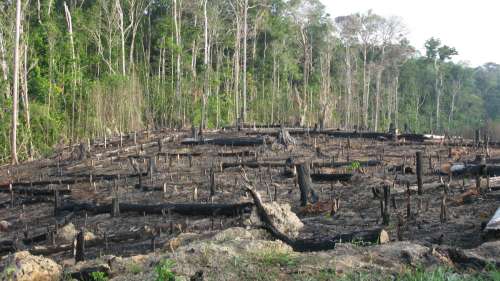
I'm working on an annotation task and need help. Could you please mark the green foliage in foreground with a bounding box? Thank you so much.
[154,259,179,281]
[90,271,108,281]
[293,266,500,281]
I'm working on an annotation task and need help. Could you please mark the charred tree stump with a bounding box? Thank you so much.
[209,168,216,197]
[475,129,480,148]
[416,151,423,195]
[78,143,87,161]
[406,182,411,219]
[296,163,318,206]
[440,194,448,223]
[382,185,390,225]
[111,198,120,217]
[54,190,60,216]
[74,229,85,263]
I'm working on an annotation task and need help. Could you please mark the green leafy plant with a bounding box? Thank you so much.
[2,266,16,279]
[348,161,361,171]
[90,271,108,281]
[154,259,178,281]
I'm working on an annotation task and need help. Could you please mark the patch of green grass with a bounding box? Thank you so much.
[256,250,298,267]
[154,259,179,281]
[126,262,142,275]
[292,266,500,281]
[1,266,16,280]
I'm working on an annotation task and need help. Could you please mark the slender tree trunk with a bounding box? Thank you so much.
[63,1,77,141]
[362,46,368,129]
[201,0,209,130]
[21,43,32,159]
[0,30,9,99]
[241,0,248,122]
[11,0,22,164]
[300,26,308,126]
[116,0,126,75]
[271,48,277,124]
[173,0,182,123]
[233,14,241,124]
[434,59,440,132]
[394,74,399,129]
[448,80,460,132]
[374,46,385,131]
[345,45,352,129]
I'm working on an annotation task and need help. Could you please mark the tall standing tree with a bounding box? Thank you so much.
[11,0,22,164]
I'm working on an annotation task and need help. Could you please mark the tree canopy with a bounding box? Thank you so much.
[1,0,499,162]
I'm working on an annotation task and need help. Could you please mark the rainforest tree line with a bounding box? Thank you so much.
[1,0,500,163]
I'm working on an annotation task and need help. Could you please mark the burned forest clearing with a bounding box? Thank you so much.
[0,127,499,280]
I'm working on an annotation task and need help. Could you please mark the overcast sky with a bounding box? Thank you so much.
[321,0,499,66]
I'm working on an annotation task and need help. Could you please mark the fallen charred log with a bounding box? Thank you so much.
[222,159,381,170]
[442,164,500,177]
[0,240,16,255]
[0,197,52,209]
[181,137,269,146]
[56,201,253,217]
[0,172,148,189]
[312,160,382,169]
[0,187,71,196]
[243,180,389,252]
[70,266,111,281]
[28,229,156,256]
[310,173,352,182]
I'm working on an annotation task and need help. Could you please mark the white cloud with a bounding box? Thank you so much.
[321,0,500,66]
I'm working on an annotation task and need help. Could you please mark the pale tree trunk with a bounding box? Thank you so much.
[127,0,150,73]
[215,47,222,129]
[48,0,53,16]
[394,75,400,129]
[299,25,309,126]
[233,11,241,124]
[173,0,182,121]
[0,31,8,81]
[11,0,22,164]
[345,44,352,129]
[63,1,77,141]
[115,0,126,75]
[319,48,332,130]
[21,43,32,159]
[201,0,209,130]
[0,30,9,99]
[241,0,248,122]
[271,48,277,124]
[374,46,385,131]
[362,46,368,129]
[433,59,440,132]
[448,79,461,132]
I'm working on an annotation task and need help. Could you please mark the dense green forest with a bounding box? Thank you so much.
[1,0,500,163]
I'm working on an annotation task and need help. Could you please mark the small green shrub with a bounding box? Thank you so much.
[154,259,178,281]
[348,161,361,171]
[90,271,108,281]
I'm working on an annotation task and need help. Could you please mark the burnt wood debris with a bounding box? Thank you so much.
[0,126,499,263]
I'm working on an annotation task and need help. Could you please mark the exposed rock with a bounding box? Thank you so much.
[0,221,11,232]
[56,223,77,244]
[84,231,96,241]
[1,251,61,281]
[244,202,304,237]
[55,223,95,244]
